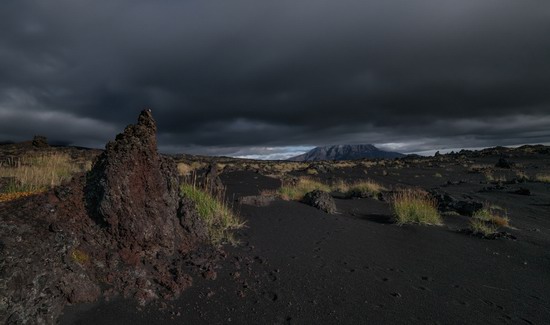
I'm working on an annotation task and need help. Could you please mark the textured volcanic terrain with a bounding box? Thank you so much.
[0,111,215,324]
[58,147,550,324]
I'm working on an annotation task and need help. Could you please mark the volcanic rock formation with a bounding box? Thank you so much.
[86,109,186,256]
[0,110,208,324]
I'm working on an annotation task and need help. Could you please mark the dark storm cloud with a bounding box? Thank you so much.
[1,0,549,157]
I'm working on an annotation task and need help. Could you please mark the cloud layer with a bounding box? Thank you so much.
[1,0,549,156]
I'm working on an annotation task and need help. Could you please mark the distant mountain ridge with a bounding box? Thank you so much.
[288,144,405,161]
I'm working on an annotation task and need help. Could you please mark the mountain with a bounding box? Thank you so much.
[288,144,405,161]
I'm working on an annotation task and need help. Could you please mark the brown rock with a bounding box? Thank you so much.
[85,109,183,256]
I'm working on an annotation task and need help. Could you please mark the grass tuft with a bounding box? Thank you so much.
[391,189,442,225]
[535,173,550,183]
[345,180,386,199]
[0,153,85,200]
[181,183,244,245]
[469,218,498,237]
[472,206,510,228]
[277,178,331,201]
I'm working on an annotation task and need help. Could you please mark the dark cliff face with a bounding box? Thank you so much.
[289,144,405,161]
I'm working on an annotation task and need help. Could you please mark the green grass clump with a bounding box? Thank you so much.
[391,189,442,225]
[181,184,244,245]
[277,178,331,201]
[469,206,510,237]
[469,218,498,237]
[472,207,510,227]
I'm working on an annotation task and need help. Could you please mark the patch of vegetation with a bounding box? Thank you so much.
[345,180,386,199]
[70,248,90,265]
[0,153,85,198]
[0,191,42,203]
[306,168,318,175]
[468,205,512,237]
[535,173,550,183]
[391,189,442,225]
[181,183,244,245]
[434,172,443,178]
[515,170,529,181]
[469,218,498,237]
[176,161,208,176]
[277,178,331,201]
[484,172,506,183]
[472,207,510,228]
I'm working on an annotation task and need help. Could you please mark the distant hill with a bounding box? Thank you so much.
[288,144,405,161]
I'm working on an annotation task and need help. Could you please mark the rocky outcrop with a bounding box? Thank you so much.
[302,190,337,214]
[0,110,209,324]
[85,109,184,256]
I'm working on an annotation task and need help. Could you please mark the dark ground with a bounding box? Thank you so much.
[59,149,550,324]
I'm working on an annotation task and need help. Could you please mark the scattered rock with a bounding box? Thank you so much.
[495,157,513,168]
[32,135,49,148]
[205,164,225,194]
[512,187,531,196]
[239,195,277,207]
[430,190,482,216]
[302,190,337,214]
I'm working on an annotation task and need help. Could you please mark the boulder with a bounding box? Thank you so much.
[495,157,513,169]
[430,190,483,216]
[302,190,337,214]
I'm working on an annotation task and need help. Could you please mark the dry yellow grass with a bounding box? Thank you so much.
[472,207,510,228]
[0,191,42,202]
[535,173,550,183]
[278,177,331,201]
[0,152,82,194]
[342,180,386,198]
[391,189,442,225]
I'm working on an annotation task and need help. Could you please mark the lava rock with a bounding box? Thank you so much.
[513,187,531,196]
[495,157,513,168]
[85,109,184,255]
[302,190,337,214]
[205,164,225,195]
[32,135,49,148]
[430,190,483,216]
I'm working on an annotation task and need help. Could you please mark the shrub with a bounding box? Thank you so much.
[391,189,442,225]
[277,178,330,201]
[181,183,244,245]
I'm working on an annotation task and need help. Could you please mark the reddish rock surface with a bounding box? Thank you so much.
[0,110,210,324]
[86,109,188,256]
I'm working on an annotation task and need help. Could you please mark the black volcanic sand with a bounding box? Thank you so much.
[60,162,550,324]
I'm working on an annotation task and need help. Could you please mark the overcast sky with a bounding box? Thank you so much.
[1,0,549,159]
